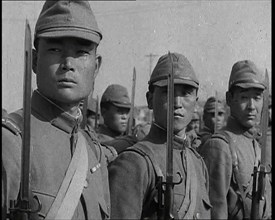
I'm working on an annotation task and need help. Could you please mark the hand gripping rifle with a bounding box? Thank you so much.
[8,20,41,220]
[128,67,136,136]
[250,70,271,219]
[157,52,182,220]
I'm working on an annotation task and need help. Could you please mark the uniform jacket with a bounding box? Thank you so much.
[103,135,137,154]
[197,126,212,152]
[96,124,125,143]
[108,123,211,219]
[199,116,272,219]
[2,90,110,220]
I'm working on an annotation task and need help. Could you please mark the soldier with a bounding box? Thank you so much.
[186,110,200,134]
[199,60,272,219]
[108,52,211,219]
[198,96,226,148]
[86,96,100,130]
[97,84,131,142]
[2,1,110,219]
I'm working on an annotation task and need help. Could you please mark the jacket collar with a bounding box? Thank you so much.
[226,116,260,139]
[145,122,189,150]
[31,90,82,134]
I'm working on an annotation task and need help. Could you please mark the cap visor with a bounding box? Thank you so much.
[112,103,131,109]
[153,78,198,88]
[233,82,265,90]
[36,29,101,44]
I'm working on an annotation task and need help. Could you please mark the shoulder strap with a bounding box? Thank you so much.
[80,129,101,162]
[2,110,23,136]
[124,143,164,216]
[125,143,163,178]
[45,132,89,220]
[218,131,250,220]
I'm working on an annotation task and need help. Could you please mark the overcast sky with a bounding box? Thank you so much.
[2,1,271,112]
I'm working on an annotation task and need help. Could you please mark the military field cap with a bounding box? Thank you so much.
[192,111,200,120]
[228,60,266,90]
[34,0,102,45]
[204,96,225,113]
[87,97,98,114]
[148,52,199,88]
[101,84,131,109]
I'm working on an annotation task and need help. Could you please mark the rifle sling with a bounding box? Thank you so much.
[178,150,197,219]
[222,131,253,220]
[45,132,88,220]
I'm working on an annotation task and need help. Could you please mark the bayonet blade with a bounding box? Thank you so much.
[164,51,174,219]
[128,67,136,135]
[259,70,269,167]
[20,19,32,209]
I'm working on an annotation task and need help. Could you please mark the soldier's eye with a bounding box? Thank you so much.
[78,50,90,55]
[48,48,61,52]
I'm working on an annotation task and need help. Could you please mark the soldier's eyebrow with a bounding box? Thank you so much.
[44,38,95,48]
[45,38,63,45]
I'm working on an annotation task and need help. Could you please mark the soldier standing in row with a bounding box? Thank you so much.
[199,60,272,219]
[198,96,226,148]
[97,84,131,142]
[108,52,211,219]
[86,96,100,130]
[2,1,110,219]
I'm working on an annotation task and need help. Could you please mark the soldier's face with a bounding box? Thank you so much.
[150,84,198,137]
[228,87,263,129]
[33,37,101,108]
[103,105,130,134]
[203,111,225,132]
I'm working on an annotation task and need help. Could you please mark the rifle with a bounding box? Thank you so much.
[8,20,41,220]
[157,52,182,220]
[128,67,136,136]
[250,69,270,219]
[214,91,218,133]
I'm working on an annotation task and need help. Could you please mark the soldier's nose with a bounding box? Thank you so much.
[61,57,75,72]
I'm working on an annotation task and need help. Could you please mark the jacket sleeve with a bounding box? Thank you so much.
[2,127,22,219]
[108,151,150,219]
[199,137,232,219]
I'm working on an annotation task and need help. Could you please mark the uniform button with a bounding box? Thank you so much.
[195,212,200,219]
[84,179,89,188]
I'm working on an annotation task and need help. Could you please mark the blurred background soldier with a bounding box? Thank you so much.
[97,84,131,142]
[186,110,200,134]
[86,96,100,130]
[198,96,226,148]
[199,60,272,219]
[186,110,202,149]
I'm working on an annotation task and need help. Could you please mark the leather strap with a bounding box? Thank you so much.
[178,150,198,219]
[45,132,88,219]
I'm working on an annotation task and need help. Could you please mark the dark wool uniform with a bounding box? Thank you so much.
[200,116,272,219]
[197,126,212,150]
[97,124,127,143]
[109,123,211,219]
[102,135,137,154]
[2,91,110,219]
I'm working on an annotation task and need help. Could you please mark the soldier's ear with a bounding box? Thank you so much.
[226,91,232,106]
[32,49,38,74]
[146,91,153,109]
[93,54,102,80]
